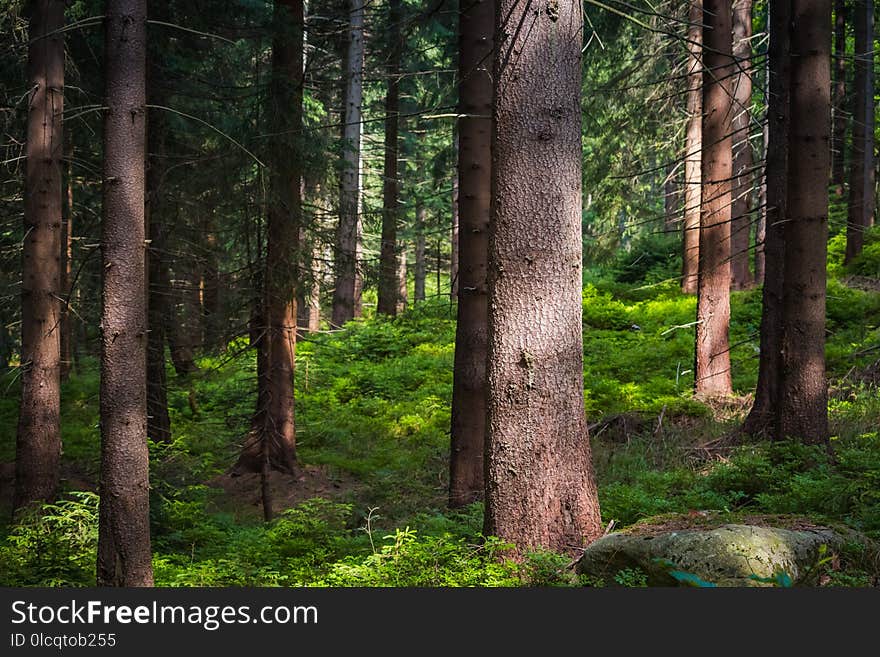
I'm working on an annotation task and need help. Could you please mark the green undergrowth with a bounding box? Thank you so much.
[1,257,878,586]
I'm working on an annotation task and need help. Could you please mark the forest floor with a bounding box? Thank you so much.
[1,231,880,586]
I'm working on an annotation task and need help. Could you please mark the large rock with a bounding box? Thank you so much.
[577,520,845,587]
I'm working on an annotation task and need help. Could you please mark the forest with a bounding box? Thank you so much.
[0,0,879,589]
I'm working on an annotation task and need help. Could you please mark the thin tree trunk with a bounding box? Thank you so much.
[60,138,73,381]
[664,160,678,232]
[730,0,754,290]
[15,0,65,513]
[695,0,734,398]
[415,203,426,302]
[202,216,221,350]
[779,0,830,444]
[755,35,769,286]
[450,131,459,299]
[744,0,790,437]
[831,0,847,191]
[377,0,402,316]
[449,0,492,509]
[397,247,407,313]
[682,0,703,294]
[484,0,602,556]
[845,0,875,264]
[331,0,364,328]
[97,0,153,586]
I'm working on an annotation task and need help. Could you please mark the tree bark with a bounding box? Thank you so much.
[779,0,830,444]
[331,0,364,328]
[15,0,65,513]
[682,0,703,294]
[845,0,875,264]
[415,202,426,302]
[377,0,402,316]
[744,0,790,437]
[484,0,602,556]
[202,215,222,350]
[831,0,847,191]
[449,0,492,509]
[730,0,754,290]
[97,0,153,586]
[695,0,734,397]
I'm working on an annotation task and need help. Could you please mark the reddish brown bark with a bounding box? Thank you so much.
[97,0,153,586]
[377,0,402,316]
[694,0,734,397]
[831,0,847,190]
[730,0,754,290]
[60,138,73,382]
[449,0,492,509]
[14,0,65,514]
[484,0,602,556]
[845,0,875,264]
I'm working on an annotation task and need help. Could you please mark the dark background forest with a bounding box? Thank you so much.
[1,0,879,587]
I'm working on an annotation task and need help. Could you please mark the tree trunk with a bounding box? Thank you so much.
[845,0,875,264]
[97,0,153,586]
[397,247,407,313]
[450,131,460,299]
[60,138,73,381]
[695,0,734,398]
[15,0,65,513]
[779,0,830,444]
[449,0,492,509]
[831,0,847,191]
[331,0,364,328]
[167,257,199,375]
[484,0,602,556]
[730,0,754,290]
[377,0,402,316]
[744,0,790,437]
[682,0,703,294]
[664,160,678,232]
[145,44,172,445]
[415,203,426,302]
[238,0,303,483]
[755,42,769,286]
[202,215,221,350]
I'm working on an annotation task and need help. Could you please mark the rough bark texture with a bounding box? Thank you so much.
[831,0,847,189]
[744,0,789,438]
[449,0,492,509]
[682,0,703,294]
[331,0,364,328]
[15,0,65,513]
[202,216,222,349]
[664,160,678,232]
[730,0,754,290]
[261,0,303,475]
[845,0,875,264]
[484,0,602,556]
[780,0,830,445]
[377,0,402,317]
[97,0,153,586]
[694,0,734,397]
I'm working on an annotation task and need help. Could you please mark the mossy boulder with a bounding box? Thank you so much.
[578,518,846,587]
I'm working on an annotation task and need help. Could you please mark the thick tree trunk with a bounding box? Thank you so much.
[331,0,364,328]
[845,0,875,264]
[15,0,65,513]
[484,0,602,556]
[682,0,702,294]
[695,0,734,397]
[449,0,492,509]
[730,0,754,290]
[780,0,830,444]
[831,0,847,190]
[744,0,790,437]
[97,0,153,586]
[377,0,402,317]
[202,216,221,350]
[60,138,73,381]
